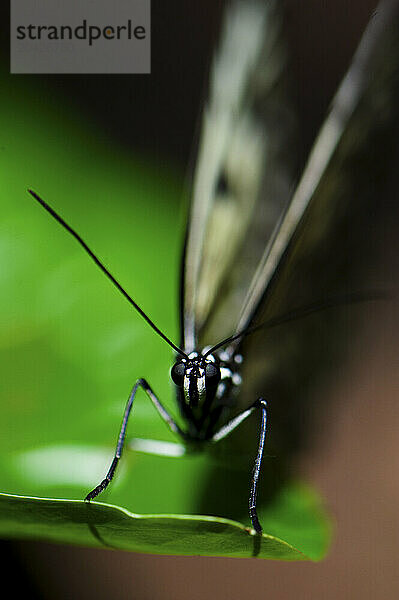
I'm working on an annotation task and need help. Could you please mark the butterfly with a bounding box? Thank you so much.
[27,0,399,533]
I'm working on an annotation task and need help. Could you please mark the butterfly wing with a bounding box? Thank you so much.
[231,0,399,343]
[194,0,399,523]
[234,0,399,452]
[181,0,297,353]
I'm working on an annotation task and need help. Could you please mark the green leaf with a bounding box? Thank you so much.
[0,483,329,560]
[0,72,330,559]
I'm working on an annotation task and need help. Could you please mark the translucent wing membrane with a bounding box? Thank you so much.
[184,0,399,356]
[232,0,399,443]
[182,0,296,351]
[231,1,399,345]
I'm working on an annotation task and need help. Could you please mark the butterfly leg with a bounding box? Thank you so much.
[210,398,268,534]
[85,378,185,502]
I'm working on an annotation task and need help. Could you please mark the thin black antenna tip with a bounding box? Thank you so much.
[28,188,46,206]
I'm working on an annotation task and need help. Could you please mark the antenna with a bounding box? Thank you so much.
[28,189,188,359]
[204,290,389,357]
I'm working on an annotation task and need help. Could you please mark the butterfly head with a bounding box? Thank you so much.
[171,351,221,408]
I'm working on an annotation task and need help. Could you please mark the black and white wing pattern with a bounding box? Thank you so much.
[182,0,297,353]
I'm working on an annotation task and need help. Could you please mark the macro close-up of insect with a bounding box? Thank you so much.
[24,0,399,536]
[1,0,399,596]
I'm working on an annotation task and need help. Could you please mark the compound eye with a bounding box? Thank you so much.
[171,362,185,386]
[205,363,220,387]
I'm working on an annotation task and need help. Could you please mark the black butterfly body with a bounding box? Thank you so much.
[27,0,399,534]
